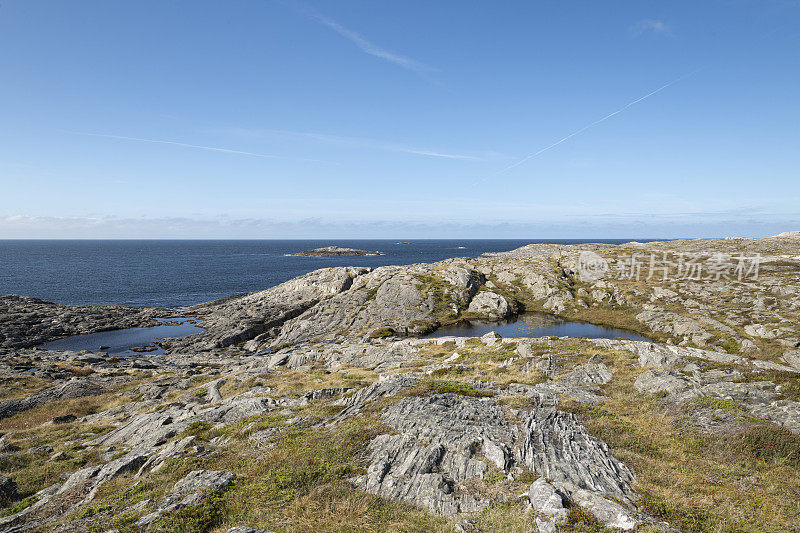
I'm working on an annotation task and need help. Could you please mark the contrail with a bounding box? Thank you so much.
[497,69,702,175]
[74,132,284,159]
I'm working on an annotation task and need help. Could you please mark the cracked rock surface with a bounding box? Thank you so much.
[356,390,637,525]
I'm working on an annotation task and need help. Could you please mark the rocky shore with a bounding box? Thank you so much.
[0,296,176,350]
[2,235,800,532]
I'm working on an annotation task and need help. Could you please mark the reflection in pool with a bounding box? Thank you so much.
[39,317,203,356]
[425,313,649,341]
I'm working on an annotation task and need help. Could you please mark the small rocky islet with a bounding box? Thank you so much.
[293,246,380,256]
[2,236,800,531]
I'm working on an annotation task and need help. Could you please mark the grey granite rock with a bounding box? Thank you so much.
[88,394,278,450]
[635,366,800,433]
[518,408,636,501]
[356,391,636,521]
[172,469,235,495]
[332,373,420,421]
[570,488,638,530]
[558,361,613,386]
[467,291,513,318]
[528,478,568,523]
[356,394,507,516]
[783,350,800,371]
[164,266,370,352]
[0,295,166,349]
[137,470,235,526]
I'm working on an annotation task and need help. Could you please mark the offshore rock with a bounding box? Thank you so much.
[295,246,380,256]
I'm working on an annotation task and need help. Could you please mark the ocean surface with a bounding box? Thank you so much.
[1,239,648,308]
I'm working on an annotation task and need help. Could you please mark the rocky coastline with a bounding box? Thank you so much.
[2,235,800,532]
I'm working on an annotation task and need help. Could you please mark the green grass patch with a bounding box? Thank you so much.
[726,424,800,468]
[362,286,379,300]
[368,327,396,339]
[687,397,747,413]
[150,490,226,533]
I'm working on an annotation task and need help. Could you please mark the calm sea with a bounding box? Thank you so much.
[0,239,644,308]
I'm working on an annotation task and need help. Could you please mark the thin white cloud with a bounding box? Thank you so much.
[234,127,483,160]
[631,19,672,36]
[400,149,477,160]
[70,132,327,163]
[303,6,436,74]
[75,133,283,158]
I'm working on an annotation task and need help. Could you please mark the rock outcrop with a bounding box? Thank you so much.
[356,390,638,527]
[164,266,370,352]
[137,470,235,526]
[0,295,167,349]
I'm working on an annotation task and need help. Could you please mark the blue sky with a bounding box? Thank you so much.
[1,0,798,238]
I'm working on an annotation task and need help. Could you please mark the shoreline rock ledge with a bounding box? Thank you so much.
[294,246,380,257]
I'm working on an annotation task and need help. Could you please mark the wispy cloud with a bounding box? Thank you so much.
[300,5,436,75]
[630,19,672,36]
[228,127,484,160]
[74,133,284,158]
[71,132,327,163]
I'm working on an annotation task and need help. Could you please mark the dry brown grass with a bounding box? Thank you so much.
[563,348,800,532]
[0,390,128,432]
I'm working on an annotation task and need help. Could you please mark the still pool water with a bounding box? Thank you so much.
[39,318,203,356]
[425,313,650,341]
[40,313,647,357]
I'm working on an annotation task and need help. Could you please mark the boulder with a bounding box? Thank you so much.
[529,478,568,524]
[745,324,776,339]
[467,291,512,318]
[558,362,613,386]
[570,488,638,530]
[171,469,235,495]
[783,350,800,371]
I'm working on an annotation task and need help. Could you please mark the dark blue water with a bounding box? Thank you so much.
[426,314,650,341]
[39,318,203,355]
[0,239,647,308]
